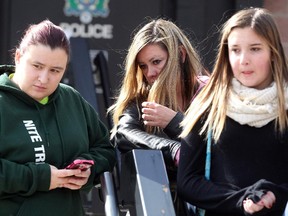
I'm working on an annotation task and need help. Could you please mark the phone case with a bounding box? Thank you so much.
[66,159,94,170]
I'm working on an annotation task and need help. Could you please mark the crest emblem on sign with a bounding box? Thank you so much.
[64,0,110,24]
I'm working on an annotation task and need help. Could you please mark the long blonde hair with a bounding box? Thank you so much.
[108,18,206,137]
[181,7,288,141]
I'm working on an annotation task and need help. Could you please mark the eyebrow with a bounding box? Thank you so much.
[250,43,263,46]
[33,61,65,70]
[51,66,65,70]
[229,42,263,47]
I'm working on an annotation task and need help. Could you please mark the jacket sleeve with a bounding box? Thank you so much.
[114,101,180,167]
[163,112,183,141]
[177,118,288,215]
[78,99,116,186]
[0,160,51,198]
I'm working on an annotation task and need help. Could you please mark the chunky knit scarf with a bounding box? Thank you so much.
[227,78,288,127]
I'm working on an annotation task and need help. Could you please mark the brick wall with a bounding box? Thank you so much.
[264,0,288,55]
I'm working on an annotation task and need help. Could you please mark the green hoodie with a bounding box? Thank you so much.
[0,65,116,216]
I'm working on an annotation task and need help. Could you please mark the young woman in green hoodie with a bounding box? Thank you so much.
[0,20,116,216]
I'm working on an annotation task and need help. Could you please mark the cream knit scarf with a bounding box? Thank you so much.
[227,78,288,127]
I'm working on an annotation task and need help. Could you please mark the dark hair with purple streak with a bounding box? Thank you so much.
[16,20,70,59]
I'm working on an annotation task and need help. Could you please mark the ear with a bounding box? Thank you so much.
[179,45,187,63]
[14,49,21,64]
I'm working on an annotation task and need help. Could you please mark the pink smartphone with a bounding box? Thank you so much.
[66,159,94,171]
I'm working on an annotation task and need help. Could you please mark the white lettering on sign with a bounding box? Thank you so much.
[60,22,113,39]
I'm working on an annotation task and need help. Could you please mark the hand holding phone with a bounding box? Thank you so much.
[66,159,94,171]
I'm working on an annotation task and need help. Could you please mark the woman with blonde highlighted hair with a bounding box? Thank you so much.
[108,18,208,214]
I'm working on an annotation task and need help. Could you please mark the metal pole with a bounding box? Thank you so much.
[100,171,120,216]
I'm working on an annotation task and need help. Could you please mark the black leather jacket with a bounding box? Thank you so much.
[113,100,183,169]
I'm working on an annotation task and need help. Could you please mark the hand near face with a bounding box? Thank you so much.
[243,191,276,214]
[141,102,177,128]
[49,165,91,190]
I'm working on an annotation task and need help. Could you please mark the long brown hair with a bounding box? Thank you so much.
[181,7,288,141]
[109,18,206,137]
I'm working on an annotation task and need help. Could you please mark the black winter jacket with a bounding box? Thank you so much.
[113,100,182,170]
[177,116,288,216]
